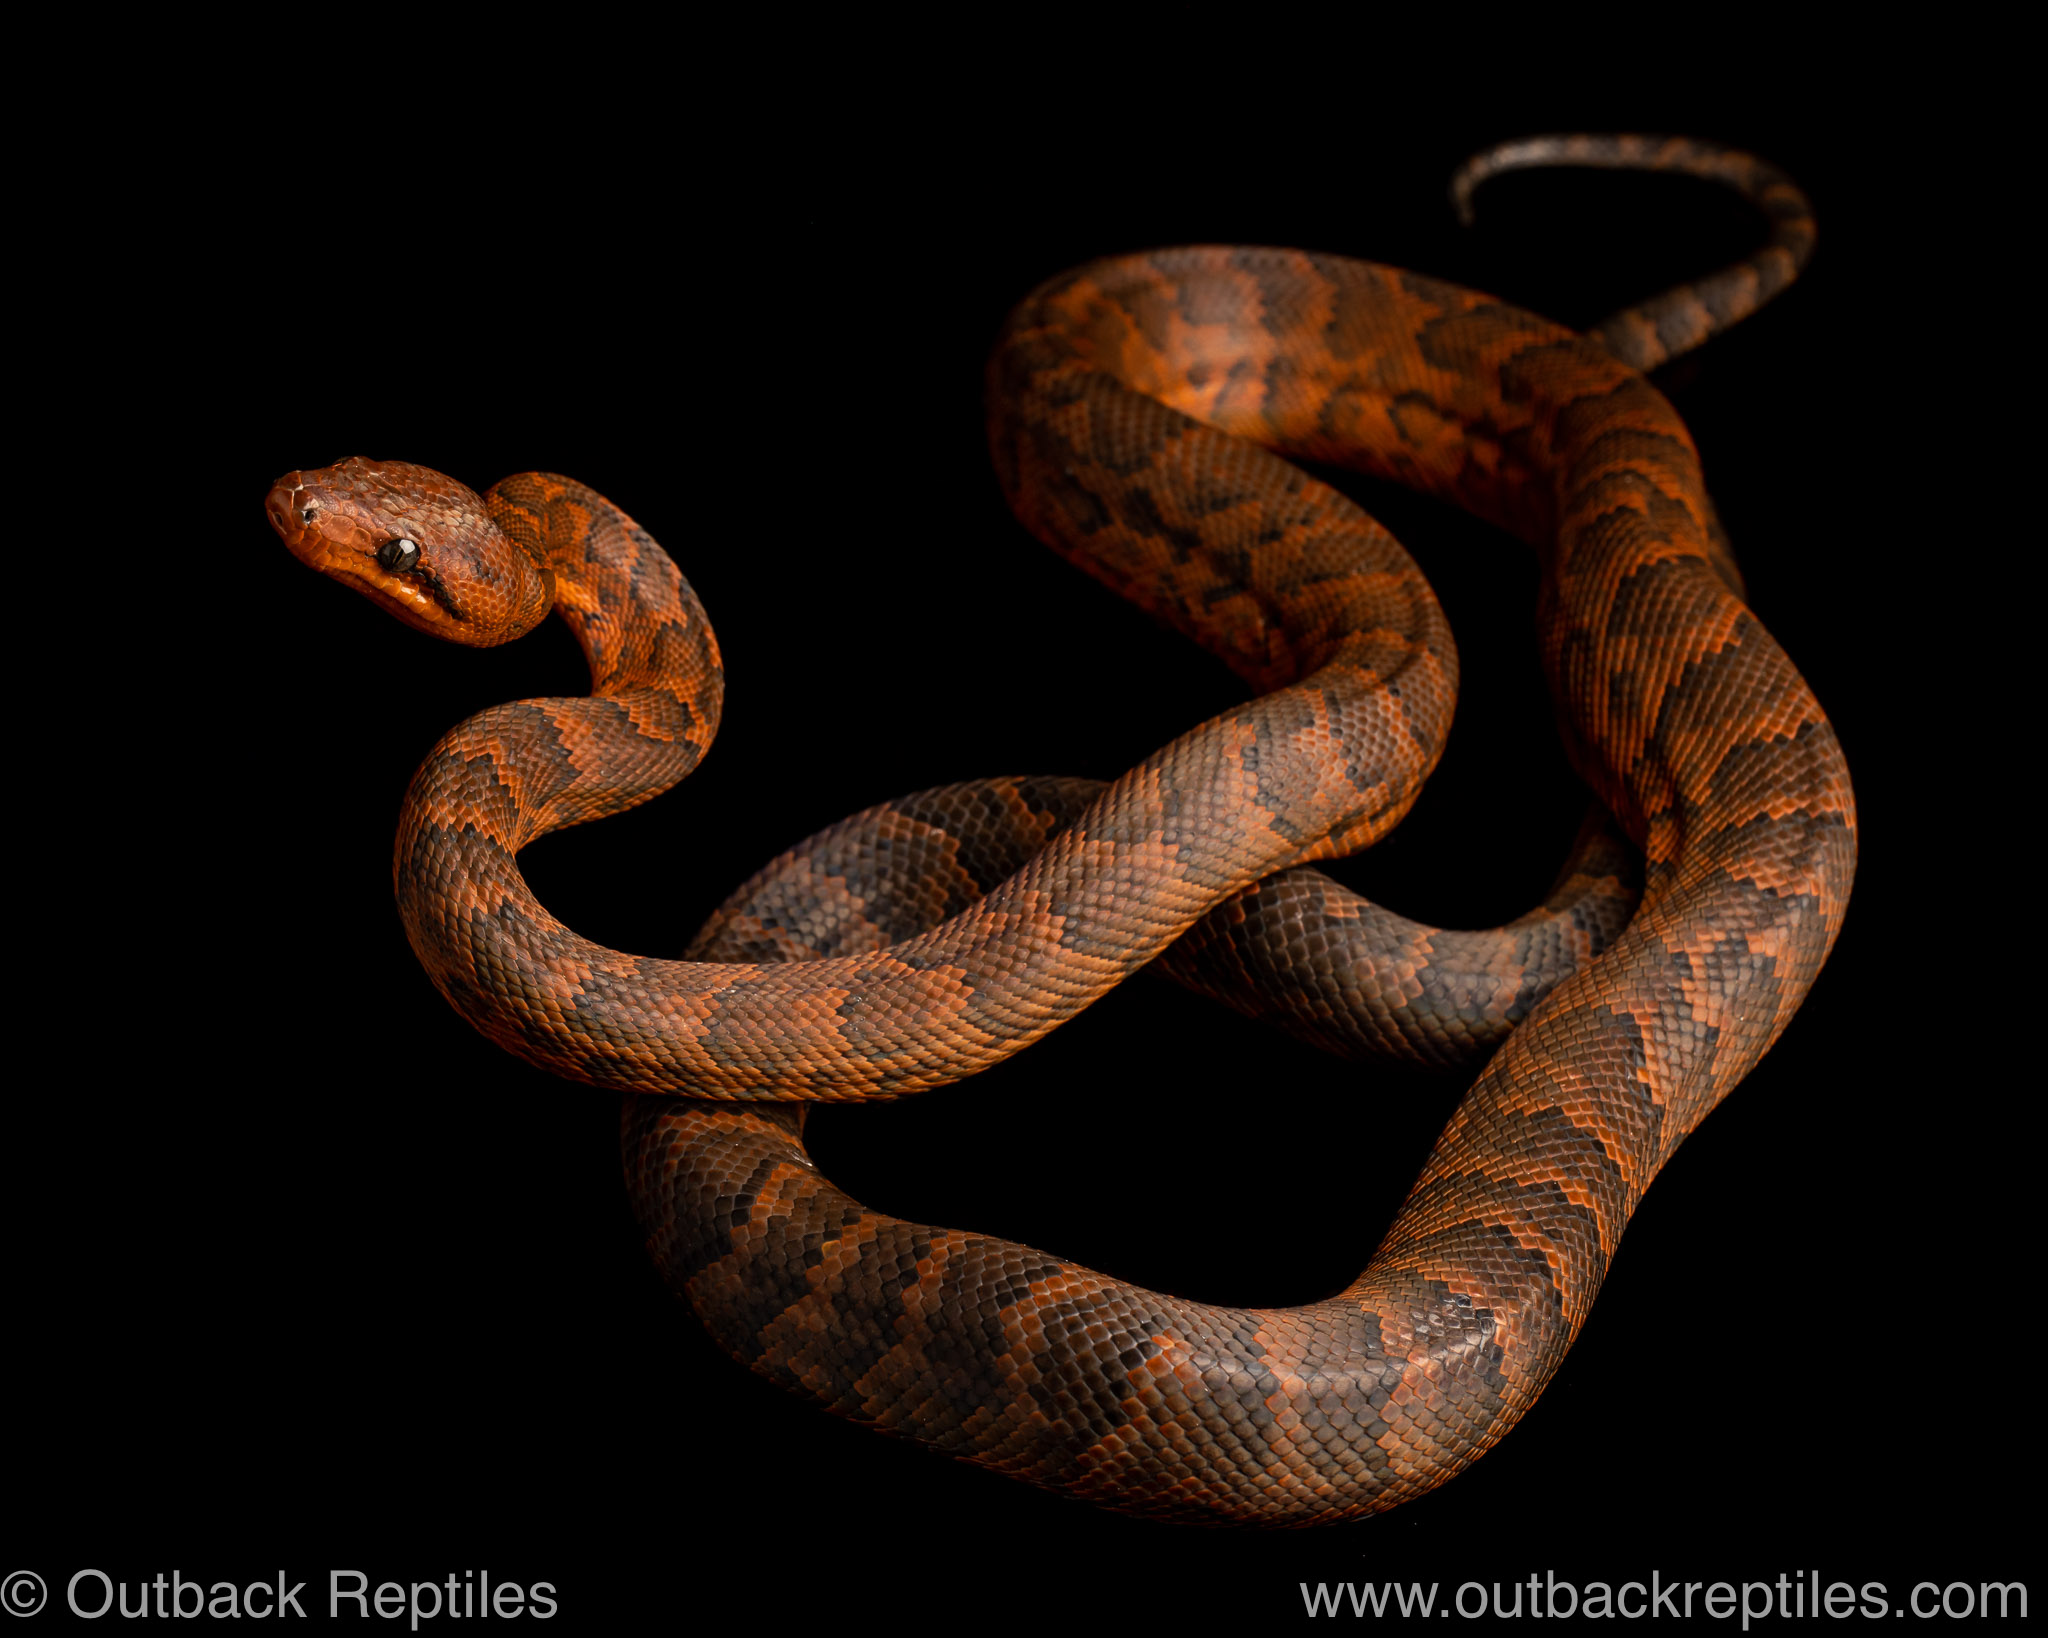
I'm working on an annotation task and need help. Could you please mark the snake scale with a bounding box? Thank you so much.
[265,136,1853,1526]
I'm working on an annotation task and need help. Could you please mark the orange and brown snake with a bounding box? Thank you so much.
[265,136,1852,1525]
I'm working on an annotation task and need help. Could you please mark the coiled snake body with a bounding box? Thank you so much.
[266,137,1853,1526]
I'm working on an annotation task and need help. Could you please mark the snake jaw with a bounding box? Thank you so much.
[331,553,460,641]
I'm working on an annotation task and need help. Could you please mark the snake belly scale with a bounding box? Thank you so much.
[266,136,1853,1526]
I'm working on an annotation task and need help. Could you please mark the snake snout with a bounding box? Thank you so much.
[265,476,313,553]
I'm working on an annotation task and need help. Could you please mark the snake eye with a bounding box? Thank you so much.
[377,537,422,572]
[299,504,319,523]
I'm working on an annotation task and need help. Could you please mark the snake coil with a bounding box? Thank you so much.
[266,135,1852,1526]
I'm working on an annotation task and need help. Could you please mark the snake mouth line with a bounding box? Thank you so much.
[339,569,461,635]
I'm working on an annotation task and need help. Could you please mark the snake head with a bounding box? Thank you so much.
[265,456,553,647]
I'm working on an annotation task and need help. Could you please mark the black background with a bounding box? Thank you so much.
[12,65,2029,1629]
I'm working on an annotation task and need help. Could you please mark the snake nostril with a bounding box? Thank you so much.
[264,484,300,527]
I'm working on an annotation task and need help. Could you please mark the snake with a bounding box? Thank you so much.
[265,135,1852,1526]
